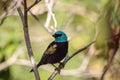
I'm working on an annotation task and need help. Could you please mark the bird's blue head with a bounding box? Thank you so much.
[52,31,68,42]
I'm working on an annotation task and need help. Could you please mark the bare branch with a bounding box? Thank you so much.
[0,0,22,25]
[29,11,52,35]
[44,0,57,33]
[100,1,120,80]
[0,14,7,25]
[23,0,40,79]
[27,0,41,11]
[14,58,102,78]
[28,0,57,34]
[17,7,24,25]
[17,0,40,80]
[48,41,95,80]
[0,45,24,71]
[15,59,32,66]
[1,43,97,78]
[68,41,95,61]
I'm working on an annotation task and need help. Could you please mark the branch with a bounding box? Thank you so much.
[100,29,120,80]
[44,0,57,33]
[0,0,22,25]
[14,59,102,78]
[29,11,52,35]
[17,0,40,80]
[28,0,56,34]
[17,7,24,24]
[15,59,32,66]
[0,0,20,25]
[27,0,41,11]
[100,1,120,79]
[0,46,24,71]
[0,14,7,25]
[6,44,98,78]
[23,0,40,79]
[48,41,95,80]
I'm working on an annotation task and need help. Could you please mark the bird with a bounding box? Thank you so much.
[30,31,68,72]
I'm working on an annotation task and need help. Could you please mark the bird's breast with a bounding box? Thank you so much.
[52,42,68,63]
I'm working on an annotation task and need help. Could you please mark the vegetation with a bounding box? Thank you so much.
[0,0,120,80]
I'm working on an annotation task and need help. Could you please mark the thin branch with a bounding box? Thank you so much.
[100,31,120,80]
[0,0,22,25]
[0,0,17,25]
[68,41,95,61]
[44,0,57,33]
[23,0,40,80]
[100,1,120,79]
[0,46,24,71]
[76,44,95,72]
[17,7,24,24]
[48,41,95,80]
[15,59,32,66]
[27,0,41,11]
[0,14,7,25]
[14,58,101,78]
[61,70,101,78]
[29,11,52,35]
[17,0,40,80]
[29,0,56,34]
[1,43,97,78]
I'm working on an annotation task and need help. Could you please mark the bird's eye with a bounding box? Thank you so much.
[56,34,62,37]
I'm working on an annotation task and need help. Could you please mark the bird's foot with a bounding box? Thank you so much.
[52,64,61,73]
[52,64,57,68]
[59,62,64,68]
[55,67,61,74]
[54,62,64,73]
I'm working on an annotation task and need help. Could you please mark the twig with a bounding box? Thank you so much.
[0,0,22,25]
[100,31,120,80]
[48,41,95,80]
[29,0,57,34]
[0,0,20,25]
[14,59,102,78]
[27,0,41,11]
[15,59,32,66]
[17,8,24,24]
[29,11,52,35]
[76,44,95,72]
[100,1,120,80]
[0,45,24,71]
[44,0,57,33]
[61,70,101,78]
[23,0,40,79]
[0,14,7,25]
[17,0,40,80]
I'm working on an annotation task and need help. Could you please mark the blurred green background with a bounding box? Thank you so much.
[0,0,120,80]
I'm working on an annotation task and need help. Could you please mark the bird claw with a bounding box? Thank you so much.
[59,62,64,68]
[54,62,64,74]
[55,67,61,74]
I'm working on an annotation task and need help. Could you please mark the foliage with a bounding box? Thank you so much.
[0,0,120,80]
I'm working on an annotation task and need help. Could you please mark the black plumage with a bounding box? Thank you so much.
[30,31,68,72]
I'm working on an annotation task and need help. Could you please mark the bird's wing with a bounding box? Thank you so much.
[44,43,57,55]
[36,42,57,66]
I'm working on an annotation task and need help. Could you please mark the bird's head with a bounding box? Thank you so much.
[52,31,68,42]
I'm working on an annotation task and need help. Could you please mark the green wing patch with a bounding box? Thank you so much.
[45,44,57,55]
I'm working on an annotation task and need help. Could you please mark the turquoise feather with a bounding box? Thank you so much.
[54,31,68,42]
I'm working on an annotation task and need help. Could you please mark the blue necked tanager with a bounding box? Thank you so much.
[30,31,68,72]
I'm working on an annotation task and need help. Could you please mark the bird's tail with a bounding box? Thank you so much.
[29,62,42,72]
[30,68,34,72]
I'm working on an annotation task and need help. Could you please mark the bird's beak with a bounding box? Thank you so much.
[52,34,57,38]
